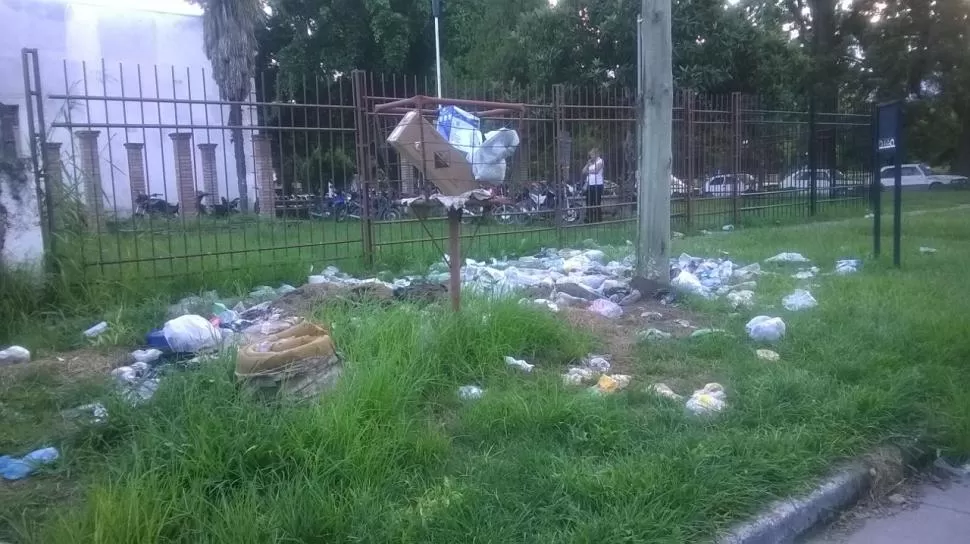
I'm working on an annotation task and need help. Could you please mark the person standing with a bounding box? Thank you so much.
[583,148,605,222]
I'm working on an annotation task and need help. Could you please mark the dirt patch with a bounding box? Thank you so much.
[272,282,447,317]
[0,347,128,381]
[562,298,714,375]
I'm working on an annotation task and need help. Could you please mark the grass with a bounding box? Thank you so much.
[3,193,970,542]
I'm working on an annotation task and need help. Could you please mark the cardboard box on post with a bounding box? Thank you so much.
[386,110,478,196]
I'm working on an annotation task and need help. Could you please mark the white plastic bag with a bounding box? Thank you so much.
[765,252,810,263]
[835,259,861,275]
[782,289,817,311]
[727,290,755,309]
[436,106,482,157]
[588,299,623,319]
[162,315,222,353]
[671,270,710,298]
[504,356,535,373]
[746,315,786,342]
[470,129,520,184]
[686,383,728,415]
[0,345,31,366]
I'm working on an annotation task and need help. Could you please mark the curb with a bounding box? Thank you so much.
[717,441,930,544]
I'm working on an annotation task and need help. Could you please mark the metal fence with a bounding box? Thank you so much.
[20,51,873,289]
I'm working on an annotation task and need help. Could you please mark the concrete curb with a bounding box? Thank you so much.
[717,441,930,544]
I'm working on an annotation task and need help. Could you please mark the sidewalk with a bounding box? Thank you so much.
[809,477,970,543]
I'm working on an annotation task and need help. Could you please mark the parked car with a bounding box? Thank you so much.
[703,173,756,197]
[634,173,700,197]
[880,164,969,190]
[780,168,868,197]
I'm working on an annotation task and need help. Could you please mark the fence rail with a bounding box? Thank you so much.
[20,53,874,289]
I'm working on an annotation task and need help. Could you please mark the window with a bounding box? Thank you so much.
[0,104,19,162]
[900,166,921,177]
[881,167,896,179]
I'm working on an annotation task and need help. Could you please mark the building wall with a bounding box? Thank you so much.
[0,0,257,267]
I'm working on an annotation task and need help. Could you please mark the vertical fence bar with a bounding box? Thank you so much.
[731,92,742,226]
[351,70,374,268]
[553,84,565,246]
[684,89,695,228]
[808,90,818,216]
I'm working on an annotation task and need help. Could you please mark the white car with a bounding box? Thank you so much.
[880,164,968,189]
[780,169,868,196]
[633,174,698,197]
[703,174,755,197]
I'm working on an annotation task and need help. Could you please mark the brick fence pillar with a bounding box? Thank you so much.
[252,134,275,216]
[75,130,103,226]
[169,132,196,216]
[197,143,219,207]
[124,142,147,211]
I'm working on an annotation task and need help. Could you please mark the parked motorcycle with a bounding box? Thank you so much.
[514,182,585,225]
[208,197,241,217]
[134,193,179,217]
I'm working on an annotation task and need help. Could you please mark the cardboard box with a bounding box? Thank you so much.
[386,110,478,196]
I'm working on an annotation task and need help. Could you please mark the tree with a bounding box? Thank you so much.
[852,0,970,174]
[191,0,265,212]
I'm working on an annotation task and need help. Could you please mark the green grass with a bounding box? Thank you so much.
[3,196,970,542]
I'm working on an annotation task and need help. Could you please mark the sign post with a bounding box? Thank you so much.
[875,101,903,267]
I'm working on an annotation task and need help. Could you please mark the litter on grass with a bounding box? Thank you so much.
[691,328,727,338]
[650,383,684,401]
[0,345,30,366]
[562,367,596,385]
[637,328,672,341]
[686,383,727,415]
[585,356,612,373]
[746,316,787,342]
[641,311,663,321]
[83,321,108,338]
[504,356,534,373]
[756,349,780,362]
[765,252,810,263]
[782,289,818,311]
[835,259,862,275]
[791,266,820,280]
[727,290,755,309]
[0,447,59,481]
[589,299,623,319]
[594,374,632,394]
[920,246,938,254]
[458,385,485,400]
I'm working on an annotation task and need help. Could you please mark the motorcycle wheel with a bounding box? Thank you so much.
[493,204,521,226]
[560,205,584,225]
[382,208,401,221]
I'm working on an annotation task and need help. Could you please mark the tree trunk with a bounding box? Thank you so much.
[228,103,250,212]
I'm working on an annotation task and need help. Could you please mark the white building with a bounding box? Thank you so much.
[0,0,257,267]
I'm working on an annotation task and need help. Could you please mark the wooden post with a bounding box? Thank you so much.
[635,0,673,283]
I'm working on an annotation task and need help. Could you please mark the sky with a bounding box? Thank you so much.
[69,0,202,16]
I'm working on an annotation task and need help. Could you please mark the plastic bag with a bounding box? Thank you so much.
[671,270,710,297]
[638,328,672,341]
[436,106,482,157]
[470,129,520,184]
[0,345,30,366]
[835,259,861,275]
[756,349,780,362]
[0,447,59,481]
[563,367,596,385]
[727,290,755,309]
[163,315,222,353]
[585,356,612,373]
[504,356,535,373]
[765,252,810,263]
[746,315,786,342]
[782,289,817,311]
[458,385,485,400]
[650,383,684,401]
[588,299,623,319]
[686,383,727,415]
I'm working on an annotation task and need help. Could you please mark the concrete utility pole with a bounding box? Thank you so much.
[635,0,673,283]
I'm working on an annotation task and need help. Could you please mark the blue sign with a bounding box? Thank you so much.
[877,102,901,155]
